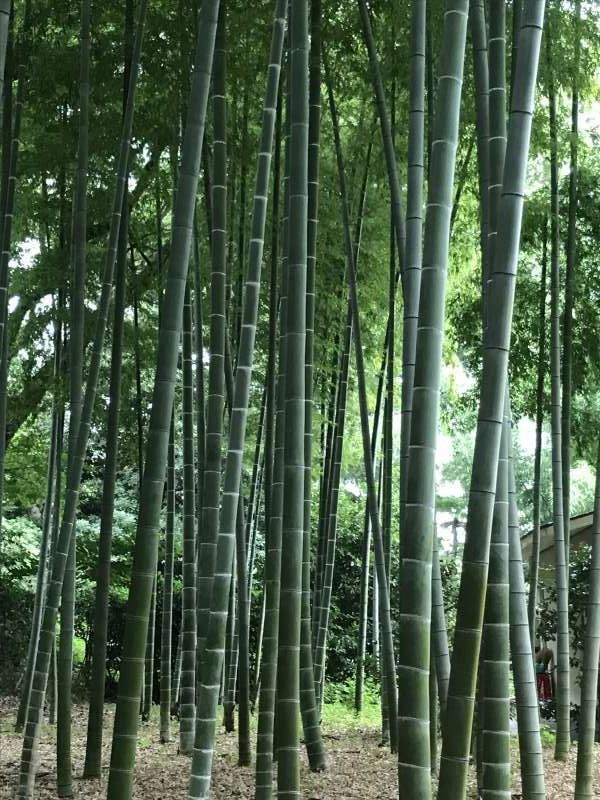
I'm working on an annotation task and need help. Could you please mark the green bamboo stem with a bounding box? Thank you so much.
[547,27,570,760]
[399,0,426,548]
[195,3,227,664]
[189,0,288,788]
[18,3,145,797]
[480,411,511,800]
[438,3,546,795]
[298,0,326,770]
[431,533,450,718]
[82,195,129,777]
[357,0,405,271]
[528,217,547,647]
[507,416,546,800]
[142,573,157,719]
[159,415,175,743]
[574,436,600,799]
[254,75,284,800]
[179,283,197,753]
[397,0,469,790]
[104,2,216,796]
[561,0,581,571]
[58,0,90,775]
[15,298,62,734]
[274,3,309,793]
[469,0,490,297]
[325,56,398,755]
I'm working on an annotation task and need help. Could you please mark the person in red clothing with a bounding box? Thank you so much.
[534,643,553,701]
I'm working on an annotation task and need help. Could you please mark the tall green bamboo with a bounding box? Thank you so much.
[141,573,157,719]
[15,297,62,734]
[547,26,570,760]
[431,533,450,717]
[561,0,580,568]
[18,3,147,796]
[188,0,288,788]
[469,0,491,295]
[159,414,175,743]
[479,4,511,797]
[83,1,133,764]
[298,0,326,771]
[480,414,511,800]
[399,0,425,543]
[357,0,405,269]
[325,57,398,754]
[195,2,227,663]
[0,1,9,126]
[104,3,218,797]
[274,3,309,794]
[574,437,600,799]
[58,1,91,787]
[397,0,469,789]
[527,217,547,647]
[507,420,546,800]
[315,137,372,715]
[192,212,206,533]
[313,296,351,712]
[180,282,197,754]
[438,3,545,796]
[254,75,284,800]
[82,195,129,778]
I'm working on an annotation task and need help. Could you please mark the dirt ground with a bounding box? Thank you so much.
[0,699,595,799]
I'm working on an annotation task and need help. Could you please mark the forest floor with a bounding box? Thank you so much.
[0,698,596,799]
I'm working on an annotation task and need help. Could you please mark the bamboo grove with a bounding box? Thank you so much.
[1,0,600,799]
